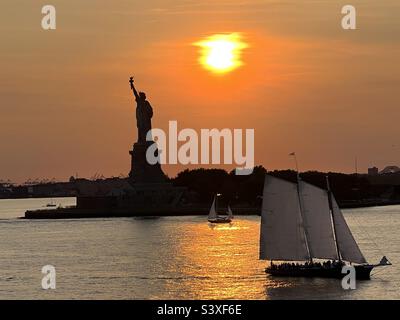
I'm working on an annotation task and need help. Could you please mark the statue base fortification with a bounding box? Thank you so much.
[129,141,165,184]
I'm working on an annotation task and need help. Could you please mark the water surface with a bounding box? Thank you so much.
[0,198,398,299]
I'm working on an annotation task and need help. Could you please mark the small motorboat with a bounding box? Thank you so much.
[45,199,57,208]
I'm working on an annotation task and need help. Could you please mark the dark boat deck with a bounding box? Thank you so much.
[266,264,374,280]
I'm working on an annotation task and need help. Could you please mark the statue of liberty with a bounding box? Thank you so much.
[128,76,165,183]
[129,77,153,144]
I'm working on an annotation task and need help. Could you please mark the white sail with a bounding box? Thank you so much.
[228,206,233,219]
[299,181,339,260]
[331,197,367,264]
[208,196,217,220]
[260,175,309,261]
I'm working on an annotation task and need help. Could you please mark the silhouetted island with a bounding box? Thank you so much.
[20,166,400,219]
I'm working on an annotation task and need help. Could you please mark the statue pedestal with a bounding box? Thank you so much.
[129,141,165,184]
[127,141,186,209]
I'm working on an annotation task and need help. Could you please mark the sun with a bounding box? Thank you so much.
[194,33,248,74]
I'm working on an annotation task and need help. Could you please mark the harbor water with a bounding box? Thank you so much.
[0,198,398,299]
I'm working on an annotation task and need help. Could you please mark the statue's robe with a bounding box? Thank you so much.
[136,97,153,144]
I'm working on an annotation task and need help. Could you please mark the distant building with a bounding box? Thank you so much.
[380,166,400,174]
[0,183,11,198]
[368,167,379,176]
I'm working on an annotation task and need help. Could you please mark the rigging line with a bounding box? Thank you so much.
[371,267,384,276]
[371,266,390,277]
[347,210,385,258]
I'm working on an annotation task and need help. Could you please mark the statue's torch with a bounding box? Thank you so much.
[129,76,134,89]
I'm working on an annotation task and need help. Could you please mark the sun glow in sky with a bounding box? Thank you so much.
[194,33,248,74]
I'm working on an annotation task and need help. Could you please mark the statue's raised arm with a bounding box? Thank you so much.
[129,76,140,100]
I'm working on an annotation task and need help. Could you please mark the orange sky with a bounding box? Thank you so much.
[1,0,400,183]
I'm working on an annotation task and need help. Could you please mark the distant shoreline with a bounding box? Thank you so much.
[23,206,259,219]
[23,200,400,219]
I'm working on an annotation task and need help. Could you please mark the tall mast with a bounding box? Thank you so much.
[355,156,358,175]
[326,176,341,262]
[296,173,313,263]
[290,152,313,262]
[216,193,222,213]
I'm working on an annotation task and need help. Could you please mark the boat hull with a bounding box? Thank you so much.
[266,265,374,280]
[208,218,232,224]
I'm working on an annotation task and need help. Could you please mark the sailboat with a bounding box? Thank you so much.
[259,174,391,280]
[208,196,232,224]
